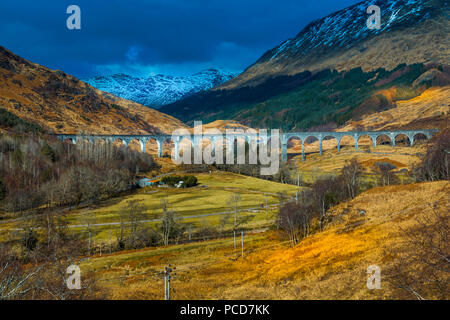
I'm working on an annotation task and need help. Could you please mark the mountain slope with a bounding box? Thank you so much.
[160,0,449,131]
[338,86,449,131]
[221,0,449,89]
[0,46,187,134]
[84,69,237,109]
[162,63,450,130]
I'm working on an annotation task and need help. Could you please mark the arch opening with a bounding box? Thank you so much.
[413,133,428,146]
[303,136,319,154]
[178,137,194,162]
[338,135,356,151]
[357,134,374,151]
[161,138,174,158]
[128,139,144,153]
[286,136,302,158]
[394,134,411,147]
[357,134,374,146]
[112,138,128,149]
[63,137,76,145]
[322,136,339,153]
[144,138,159,155]
[376,134,393,146]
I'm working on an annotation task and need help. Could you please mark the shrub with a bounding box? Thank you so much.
[161,175,198,188]
[278,201,315,245]
[21,228,38,251]
[41,142,57,162]
[374,162,400,186]
[0,176,5,201]
[414,129,450,181]
[184,175,198,187]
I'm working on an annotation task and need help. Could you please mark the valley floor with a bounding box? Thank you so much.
[82,181,449,300]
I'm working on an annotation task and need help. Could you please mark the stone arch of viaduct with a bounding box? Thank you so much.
[55,129,438,162]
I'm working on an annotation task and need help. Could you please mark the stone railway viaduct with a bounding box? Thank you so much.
[55,129,438,162]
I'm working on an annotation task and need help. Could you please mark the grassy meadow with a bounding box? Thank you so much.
[81,181,448,300]
[0,171,301,242]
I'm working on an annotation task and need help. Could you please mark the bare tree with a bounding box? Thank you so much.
[278,201,315,246]
[385,202,449,300]
[374,162,399,186]
[160,199,183,246]
[341,158,363,199]
[1,240,98,300]
[117,200,148,249]
[415,129,450,182]
[311,176,341,230]
[0,246,41,299]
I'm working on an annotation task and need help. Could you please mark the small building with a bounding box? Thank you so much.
[137,178,159,188]
[175,181,184,188]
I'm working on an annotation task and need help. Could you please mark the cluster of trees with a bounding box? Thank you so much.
[0,210,99,299]
[0,108,42,134]
[116,199,201,250]
[0,134,158,214]
[115,195,256,250]
[413,128,449,182]
[213,141,299,184]
[373,161,400,186]
[0,244,98,300]
[117,200,161,249]
[278,158,363,245]
[161,175,198,188]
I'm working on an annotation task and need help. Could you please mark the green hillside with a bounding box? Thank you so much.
[161,63,448,131]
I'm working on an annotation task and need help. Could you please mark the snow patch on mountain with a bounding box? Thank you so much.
[267,0,435,62]
[84,68,237,108]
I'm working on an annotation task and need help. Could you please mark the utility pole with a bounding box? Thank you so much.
[234,230,237,258]
[109,231,112,254]
[164,270,167,300]
[241,231,244,259]
[162,265,176,300]
[265,194,268,220]
[234,202,237,227]
[168,271,171,300]
[86,223,91,255]
[164,271,167,300]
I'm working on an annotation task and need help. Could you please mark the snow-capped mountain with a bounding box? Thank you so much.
[220,0,448,89]
[264,0,435,62]
[160,0,448,130]
[84,68,237,108]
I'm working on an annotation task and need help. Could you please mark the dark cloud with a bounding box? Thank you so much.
[0,0,361,78]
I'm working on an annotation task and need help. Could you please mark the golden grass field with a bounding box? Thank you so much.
[339,86,449,131]
[81,180,448,300]
[290,144,424,184]
[0,143,427,242]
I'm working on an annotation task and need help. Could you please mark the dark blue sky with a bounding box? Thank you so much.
[0,0,361,78]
